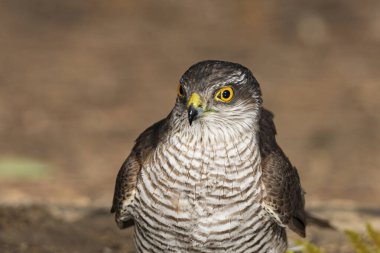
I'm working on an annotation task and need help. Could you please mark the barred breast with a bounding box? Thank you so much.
[129,130,287,253]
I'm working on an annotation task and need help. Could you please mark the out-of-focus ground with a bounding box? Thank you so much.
[0,0,379,252]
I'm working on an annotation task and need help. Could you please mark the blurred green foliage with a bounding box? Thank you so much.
[287,240,325,253]
[345,224,380,253]
[287,224,380,253]
[0,158,50,179]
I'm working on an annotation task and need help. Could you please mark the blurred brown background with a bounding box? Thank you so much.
[0,0,379,252]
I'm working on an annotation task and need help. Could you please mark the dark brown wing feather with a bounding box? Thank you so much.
[111,116,170,229]
[259,108,306,237]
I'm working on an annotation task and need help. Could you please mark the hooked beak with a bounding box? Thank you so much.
[187,93,204,126]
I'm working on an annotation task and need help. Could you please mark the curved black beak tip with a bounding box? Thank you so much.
[187,106,198,126]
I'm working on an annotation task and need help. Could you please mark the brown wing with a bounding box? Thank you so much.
[111,116,170,229]
[259,108,306,237]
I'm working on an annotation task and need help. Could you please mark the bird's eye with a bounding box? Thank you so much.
[178,84,185,97]
[215,86,234,102]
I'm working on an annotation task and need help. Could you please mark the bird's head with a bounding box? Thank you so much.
[171,60,262,135]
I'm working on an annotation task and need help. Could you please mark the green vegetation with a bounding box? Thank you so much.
[0,157,50,179]
[345,224,380,253]
[287,224,380,253]
[287,240,325,253]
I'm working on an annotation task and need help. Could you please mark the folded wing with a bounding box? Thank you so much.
[259,108,306,237]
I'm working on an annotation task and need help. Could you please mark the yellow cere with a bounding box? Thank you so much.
[187,93,202,108]
[215,86,234,102]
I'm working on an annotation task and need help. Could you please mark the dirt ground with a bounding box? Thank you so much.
[0,0,380,252]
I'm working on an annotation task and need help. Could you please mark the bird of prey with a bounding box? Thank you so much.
[111,60,306,253]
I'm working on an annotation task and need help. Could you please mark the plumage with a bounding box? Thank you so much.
[111,60,306,253]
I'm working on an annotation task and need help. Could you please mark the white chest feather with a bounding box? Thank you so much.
[133,129,268,248]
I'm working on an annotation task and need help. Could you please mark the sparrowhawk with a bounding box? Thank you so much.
[111,60,306,253]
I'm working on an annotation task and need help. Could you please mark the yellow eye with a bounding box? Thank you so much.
[178,84,185,97]
[215,86,234,102]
